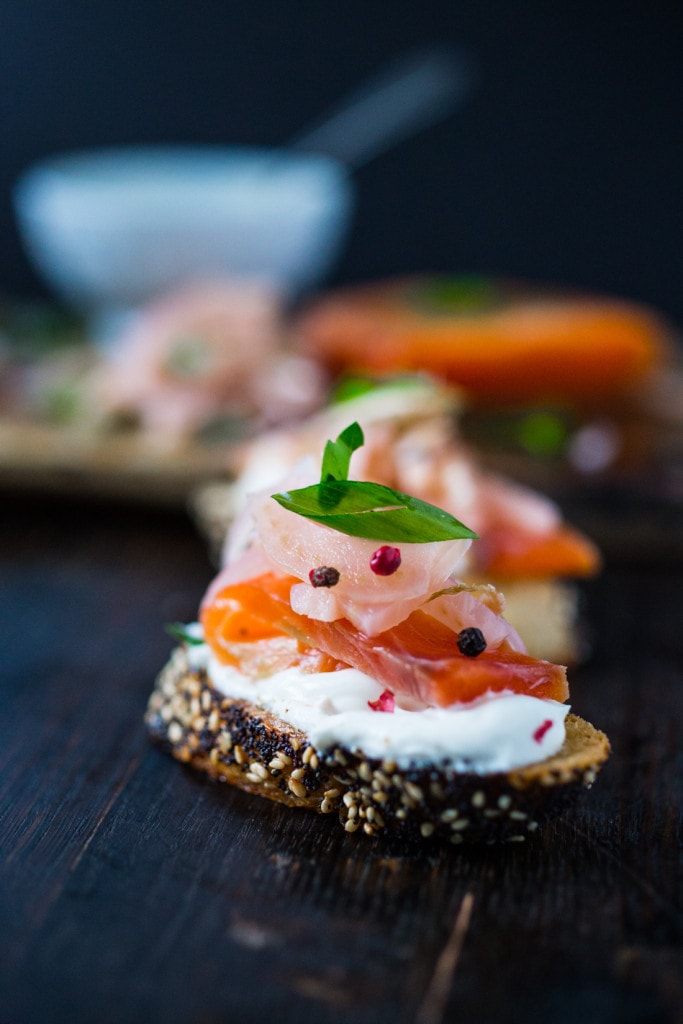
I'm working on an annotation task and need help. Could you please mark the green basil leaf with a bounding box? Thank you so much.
[320,421,364,482]
[272,480,478,543]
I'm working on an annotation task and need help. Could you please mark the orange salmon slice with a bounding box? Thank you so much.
[478,524,601,579]
[201,572,568,707]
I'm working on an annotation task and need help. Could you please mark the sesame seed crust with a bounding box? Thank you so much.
[145,647,610,844]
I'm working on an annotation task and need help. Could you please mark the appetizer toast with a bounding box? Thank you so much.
[147,421,609,842]
[296,275,670,404]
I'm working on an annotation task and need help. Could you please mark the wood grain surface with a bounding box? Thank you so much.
[1,494,681,1024]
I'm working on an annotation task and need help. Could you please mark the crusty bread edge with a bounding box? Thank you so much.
[145,646,610,844]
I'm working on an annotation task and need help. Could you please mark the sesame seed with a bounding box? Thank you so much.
[310,754,320,771]
[209,748,221,766]
[420,823,435,838]
[584,769,597,786]
[302,746,315,764]
[471,790,486,808]
[483,809,501,818]
[167,722,183,744]
[160,704,174,723]
[344,818,360,833]
[450,833,464,845]
[373,810,385,829]
[347,804,358,819]
[218,731,233,753]
[451,818,470,831]
[381,760,397,774]
[288,778,307,799]
[405,782,424,802]
[201,690,212,711]
[276,751,292,766]
[374,770,390,787]
[441,809,459,822]
[248,762,268,781]
[509,810,528,821]
[189,697,201,718]
[372,791,388,803]
[320,798,333,814]
[333,749,347,766]
[363,823,374,835]
[207,710,220,732]
[234,745,246,765]
[497,795,512,810]
[324,788,340,799]
[430,782,445,801]
[527,821,539,832]
[401,794,416,809]
[507,834,526,843]
[366,806,375,822]
[358,762,372,782]
[343,792,356,808]
[191,716,206,733]
[290,767,305,781]
[395,808,407,820]
[269,757,285,772]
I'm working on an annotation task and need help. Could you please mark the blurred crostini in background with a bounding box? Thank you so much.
[293,274,679,494]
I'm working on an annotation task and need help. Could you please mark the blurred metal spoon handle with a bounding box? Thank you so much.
[290,45,475,169]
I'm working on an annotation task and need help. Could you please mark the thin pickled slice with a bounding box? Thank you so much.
[252,487,471,635]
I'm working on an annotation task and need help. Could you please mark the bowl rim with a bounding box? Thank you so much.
[14,143,351,192]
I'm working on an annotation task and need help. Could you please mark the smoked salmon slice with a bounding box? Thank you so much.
[201,572,568,707]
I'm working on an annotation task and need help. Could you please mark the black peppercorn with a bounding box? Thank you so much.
[456,626,487,657]
[309,566,341,588]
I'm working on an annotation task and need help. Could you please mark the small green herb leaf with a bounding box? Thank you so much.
[165,622,204,646]
[272,480,478,543]
[320,421,364,482]
[331,374,431,405]
[409,275,499,316]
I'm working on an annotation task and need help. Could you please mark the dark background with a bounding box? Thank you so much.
[1,0,681,325]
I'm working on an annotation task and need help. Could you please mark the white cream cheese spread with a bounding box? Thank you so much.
[186,636,568,774]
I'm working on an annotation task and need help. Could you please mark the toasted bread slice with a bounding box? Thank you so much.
[146,646,610,844]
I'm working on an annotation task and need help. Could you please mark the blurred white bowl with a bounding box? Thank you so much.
[13,146,354,310]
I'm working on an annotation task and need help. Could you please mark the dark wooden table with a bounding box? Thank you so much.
[1,492,681,1024]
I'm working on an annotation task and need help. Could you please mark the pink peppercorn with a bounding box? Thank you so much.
[368,689,395,713]
[533,719,554,744]
[370,545,401,576]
